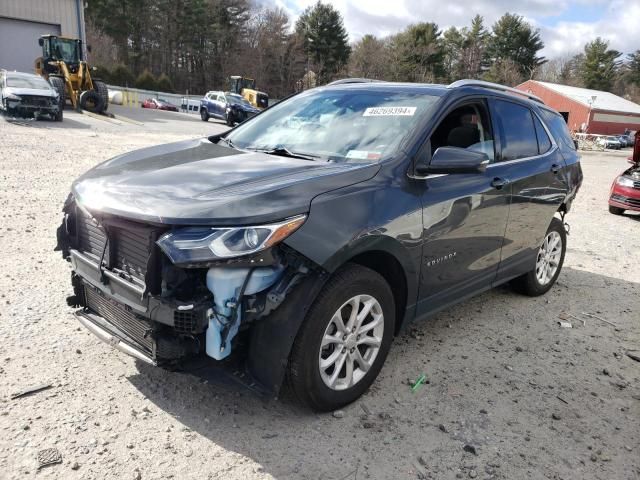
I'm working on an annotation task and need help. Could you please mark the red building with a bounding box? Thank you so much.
[516,80,640,135]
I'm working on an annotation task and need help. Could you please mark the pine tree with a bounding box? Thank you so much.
[582,38,621,91]
[442,27,465,82]
[626,50,640,86]
[486,13,545,82]
[460,15,490,79]
[295,1,351,84]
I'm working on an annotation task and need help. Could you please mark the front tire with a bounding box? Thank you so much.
[92,80,109,112]
[49,76,66,111]
[511,217,566,296]
[287,263,395,411]
[200,108,209,122]
[609,205,624,215]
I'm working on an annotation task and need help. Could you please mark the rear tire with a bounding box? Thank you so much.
[608,205,624,215]
[511,217,566,297]
[49,76,66,110]
[200,108,209,122]
[79,90,104,113]
[287,263,395,411]
[92,80,109,112]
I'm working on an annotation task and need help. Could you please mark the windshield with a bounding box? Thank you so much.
[51,38,80,64]
[226,88,440,162]
[6,75,52,90]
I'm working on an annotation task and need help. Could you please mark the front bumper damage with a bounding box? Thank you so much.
[56,198,323,393]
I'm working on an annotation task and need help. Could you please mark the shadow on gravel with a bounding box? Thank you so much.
[1,114,91,130]
[126,266,639,479]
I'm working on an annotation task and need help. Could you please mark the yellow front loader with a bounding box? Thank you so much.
[35,35,108,113]
[229,76,269,109]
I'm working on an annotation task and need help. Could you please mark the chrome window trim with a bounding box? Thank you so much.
[487,145,558,168]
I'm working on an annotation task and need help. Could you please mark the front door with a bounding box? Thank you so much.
[416,99,512,317]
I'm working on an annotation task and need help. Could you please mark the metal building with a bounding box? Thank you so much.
[0,0,86,73]
[517,80,640,135]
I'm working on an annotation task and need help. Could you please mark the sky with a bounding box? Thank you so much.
[270,0,640,59]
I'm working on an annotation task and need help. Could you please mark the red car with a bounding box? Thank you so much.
[141,98,178,112]
[609,133,640,214]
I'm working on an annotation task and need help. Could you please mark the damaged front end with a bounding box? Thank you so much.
[55,195,320,390]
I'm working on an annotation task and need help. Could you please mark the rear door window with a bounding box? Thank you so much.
[492,100,539,161]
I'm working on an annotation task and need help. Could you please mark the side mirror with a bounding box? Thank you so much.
[38,38,44,46]
[416,147,489,175]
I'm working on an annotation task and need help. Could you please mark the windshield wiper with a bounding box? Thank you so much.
[217,137,236,149]
[249,146,320,161]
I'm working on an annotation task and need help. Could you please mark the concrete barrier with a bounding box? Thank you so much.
[106,85,203,113]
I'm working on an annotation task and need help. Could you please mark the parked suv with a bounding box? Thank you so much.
[200,90,260,126]
[56,79,582,411]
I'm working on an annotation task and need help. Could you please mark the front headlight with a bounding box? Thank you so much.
[616,176,634,187]
[6,93,21,101]
[157,214,306,265]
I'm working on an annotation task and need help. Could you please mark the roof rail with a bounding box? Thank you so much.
[448,79,544,104]
[328,78,385,86]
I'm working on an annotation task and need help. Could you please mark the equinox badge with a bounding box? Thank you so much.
[426,252,457,267]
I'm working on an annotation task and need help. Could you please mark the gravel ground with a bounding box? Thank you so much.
[0,113,638,480]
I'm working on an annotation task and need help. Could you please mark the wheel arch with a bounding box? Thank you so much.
[321,235,419,335]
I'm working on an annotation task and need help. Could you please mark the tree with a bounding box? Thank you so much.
[459,15,490,79]
[349,34,388,79]
[110,64,135,87]
[625,50,640,86]
[135,70,157,91]
[581,38,621,91]
[442,27,464,82]
[295,1,351,84]
[486,13,545,81]
[156,73,174,93]
[389,22,444,83]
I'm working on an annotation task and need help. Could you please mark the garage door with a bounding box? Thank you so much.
[0,17,60,73]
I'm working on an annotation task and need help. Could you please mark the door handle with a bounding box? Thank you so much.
[491,177,510,189]
[551,163,560,174]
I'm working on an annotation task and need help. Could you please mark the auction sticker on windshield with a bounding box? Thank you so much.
[363,106,416,117]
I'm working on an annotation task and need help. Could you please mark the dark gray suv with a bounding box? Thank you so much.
[56,79,582,410]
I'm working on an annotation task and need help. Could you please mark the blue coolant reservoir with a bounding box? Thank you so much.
[205,266,283,360]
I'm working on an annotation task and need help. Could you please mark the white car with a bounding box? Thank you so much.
[0,70,62,121]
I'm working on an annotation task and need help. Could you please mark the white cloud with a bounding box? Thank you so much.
[270,0,640,59]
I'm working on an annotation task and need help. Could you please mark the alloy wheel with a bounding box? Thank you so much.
[536,231,562,286]
[318,294,384,391]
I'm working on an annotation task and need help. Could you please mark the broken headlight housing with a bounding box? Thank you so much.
[616,176,634,187]
[157,215,306,265]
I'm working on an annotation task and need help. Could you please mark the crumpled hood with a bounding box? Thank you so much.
[72,138,379,225]
[232,103,260,113]
[4,87,57,98]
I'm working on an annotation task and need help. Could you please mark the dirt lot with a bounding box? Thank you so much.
[0,111,638,480]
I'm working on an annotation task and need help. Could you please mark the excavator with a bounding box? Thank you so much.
[229,76,268,109]
[35,34,108,114]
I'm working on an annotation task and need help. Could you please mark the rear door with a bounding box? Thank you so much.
[415,98,512,316]
[488,98,566,283]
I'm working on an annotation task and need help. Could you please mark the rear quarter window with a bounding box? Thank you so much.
[533,115,552,154]
[539,109,576,152]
